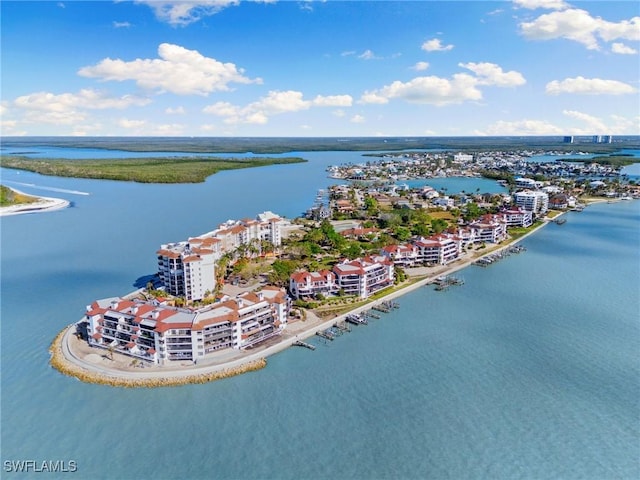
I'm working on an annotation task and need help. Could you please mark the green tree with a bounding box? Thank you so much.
[268,259,298,286]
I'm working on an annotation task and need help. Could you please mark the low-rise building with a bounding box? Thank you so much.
[499,208,533,228]
[289,270,337,299]
[83,287,290,364]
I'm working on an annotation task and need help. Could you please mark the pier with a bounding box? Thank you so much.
[293,340,316,351]
[316,329,335,341]
[473,245,526,267]
[433,275,465,291]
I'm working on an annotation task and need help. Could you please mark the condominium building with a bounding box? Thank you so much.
[499,208,533,228]
[289,270,337,298]
[469,214,508,244]
[514,190,549,215]
[332,256,395,298]
[289,256,395,300]
[157,244,217,301]
[157,211,285,301]
[83,287,290,364]
[413,235,462,265]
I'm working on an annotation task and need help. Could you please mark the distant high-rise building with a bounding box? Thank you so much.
[563,136,574,143]
[601,135,613,144]
[592,135,603,143]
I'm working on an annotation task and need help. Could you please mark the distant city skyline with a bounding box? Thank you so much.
[1,0,639,137]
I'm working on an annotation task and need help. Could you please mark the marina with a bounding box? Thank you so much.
[473,244,527,267]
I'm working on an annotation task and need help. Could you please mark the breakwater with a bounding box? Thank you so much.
[49,326,267,388]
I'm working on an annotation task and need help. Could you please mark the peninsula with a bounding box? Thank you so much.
[0,156,306,184]
[0,185,69,216]
[48,142,638,387]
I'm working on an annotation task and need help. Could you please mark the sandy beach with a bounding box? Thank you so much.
[51,215,558,387]
[0,189,70,216]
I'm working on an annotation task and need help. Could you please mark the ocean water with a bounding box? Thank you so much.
[1,151,639,479]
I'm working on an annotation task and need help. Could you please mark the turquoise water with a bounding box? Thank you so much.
[1,152,639,479]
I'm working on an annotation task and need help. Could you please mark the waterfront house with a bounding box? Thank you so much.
[333,255,395,298]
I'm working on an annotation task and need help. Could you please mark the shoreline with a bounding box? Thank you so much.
[52,214,558,388]
[0,187,70,216]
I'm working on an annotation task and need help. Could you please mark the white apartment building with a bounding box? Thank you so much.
[83,287,290,364]
[156,244,216,302]
[333,256,395,298]
[499,208,533,228]
[469,215,508,244]
[514,190,549,215]
[413,235,462,265]
[289,270,337,298]
[157,211,285,301]
[289,256,395,300]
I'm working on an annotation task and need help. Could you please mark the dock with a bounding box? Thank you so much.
[346,314,368,326]
[316,329,335,341]
[473,245,526,267]
[293,340,316,350]
[434,275,464,290]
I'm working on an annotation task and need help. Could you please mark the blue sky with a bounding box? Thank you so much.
[1,0,638,137]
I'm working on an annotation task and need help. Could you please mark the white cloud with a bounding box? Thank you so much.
[332,109,346,117]
[512,0,568,10]
[311,95,352,107]
[361,74,482,106]
[203,90,353,124]
[12,89,150,124]
[458,62,526,87]
[421,38,454,52]
[411,61,430,71]
[361,62,524,106]
[350,114,365,123]
[341,51,356,57]
[358,49,380,60]
[562,109,607,132]
[611,42,638,55]
[519,8,640,50]
[475,119,564,135]
[135,1,239,26]
[546,76,637,95]
[113,21,132,28]
[165,106,186,115]
[118,118,147,129]
[78,43,262,96]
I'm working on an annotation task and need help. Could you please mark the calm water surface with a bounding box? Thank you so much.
[1,151,639,479]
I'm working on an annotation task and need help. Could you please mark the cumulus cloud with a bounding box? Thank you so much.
[475,119,564,135]
[135,1,239,26]
[12,89,150,124]
[411,61,430,71]
[118,118,147,129]
[611,42,638,54]
[512,0,568,10]
[519,8,640,50]
[203,90,353,124]
[78,43,262,96]
[421,38,454,52]
[350,114,365,123]
[459,62,526,87]
[546,76,637,95]
[562,109,607,132]
[113,21,132,28]
[360,62,525,106]
[165,106,186,114]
